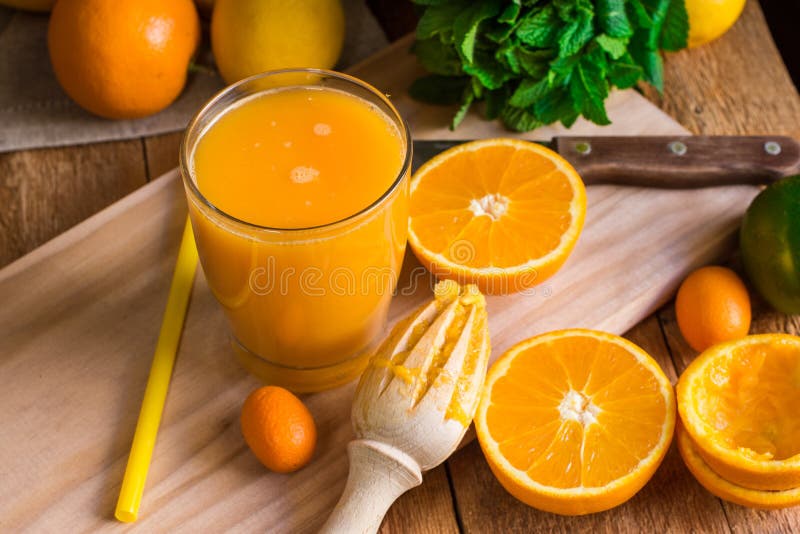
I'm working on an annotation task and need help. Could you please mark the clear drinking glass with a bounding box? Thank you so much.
[180,70,411,392]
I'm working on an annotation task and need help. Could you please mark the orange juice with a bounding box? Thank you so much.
[194,88,403,228]
[181,71,410,392]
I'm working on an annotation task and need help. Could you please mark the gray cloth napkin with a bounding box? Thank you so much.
[0,0,388,153]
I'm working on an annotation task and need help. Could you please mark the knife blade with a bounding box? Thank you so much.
[412,136,800,188]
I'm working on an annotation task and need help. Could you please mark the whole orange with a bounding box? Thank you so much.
[47,0,200,119]
[675,266,751,352]
[240,386,317,473]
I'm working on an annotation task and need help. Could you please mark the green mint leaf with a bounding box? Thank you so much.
[569,63,611,125]
[549,53,581,84]
[630,32,664,91]
[595,34,628,59]
[561,111,580,128]
[409,75,469,105]
[501,105,543,132]
[498,0,522,23]
[453,5,481,63]
[626,0,653,28]
[597,0,633,37]
[660,0,689,51]
[558,13,594,57]
[583,57,610,98]
[417,2,469,40]
[553,0,576,21]
[464,49,513,90]
[554,0,593,22]
[454,1,503,64]
[586,43,610,71]
[509,77,550,108]
[557,21,580,54]
[412,38,463,76]
[607,53,643,88]
[411,0,685,131]
[643,0,671,49]
[452,89,475,129]
[471,77,485,99]
[534,87,578,124]
[646,50,664,92]
[516,6,559,47]
[496,40,521,74]
[515,47,555,78]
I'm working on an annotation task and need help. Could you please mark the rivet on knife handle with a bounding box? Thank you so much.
[554,136,800,188]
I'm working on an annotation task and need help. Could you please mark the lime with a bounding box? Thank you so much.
[740,175,800,314]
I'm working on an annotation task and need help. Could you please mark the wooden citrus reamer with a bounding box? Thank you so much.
[319,281,491,534]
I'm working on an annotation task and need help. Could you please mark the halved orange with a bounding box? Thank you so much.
[677,425,800,509]
[474,329,676,515]
[408,139,586,295]
[676,334,800,491]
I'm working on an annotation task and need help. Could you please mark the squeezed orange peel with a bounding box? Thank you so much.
[677,425,800,509]
[677,334,800,491]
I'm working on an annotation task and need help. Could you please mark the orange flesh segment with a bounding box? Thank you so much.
[692,340,800,460]
[484,333,670,489]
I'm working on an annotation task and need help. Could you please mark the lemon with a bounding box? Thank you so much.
[686,0,746,48]
[211,0,345,85]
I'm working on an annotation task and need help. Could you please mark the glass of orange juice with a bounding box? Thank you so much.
[180,70,411,393]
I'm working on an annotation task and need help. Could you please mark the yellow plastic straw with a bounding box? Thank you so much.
[115,217,198,522]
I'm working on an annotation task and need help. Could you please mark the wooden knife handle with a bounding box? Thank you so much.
[554,136,800,188]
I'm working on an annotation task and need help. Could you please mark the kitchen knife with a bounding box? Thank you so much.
[412,136,800,187]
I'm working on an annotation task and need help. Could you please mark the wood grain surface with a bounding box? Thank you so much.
[1,2,800,533]
[0,140,147,266]
[653,0,800,139]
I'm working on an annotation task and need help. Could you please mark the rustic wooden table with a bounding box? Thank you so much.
[2,1,799,532]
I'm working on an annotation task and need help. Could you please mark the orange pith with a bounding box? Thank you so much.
[677,425,800,509]
[475,329,675,515]
[676,334,800,491]
[408,139,586,295]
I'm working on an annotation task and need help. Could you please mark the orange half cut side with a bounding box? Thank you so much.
[475,329,676,515]
[408,139,586,295]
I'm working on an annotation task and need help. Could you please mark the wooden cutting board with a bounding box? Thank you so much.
[0,36,760,532]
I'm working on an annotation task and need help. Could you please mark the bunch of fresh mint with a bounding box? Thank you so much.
[409,0,689,131]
